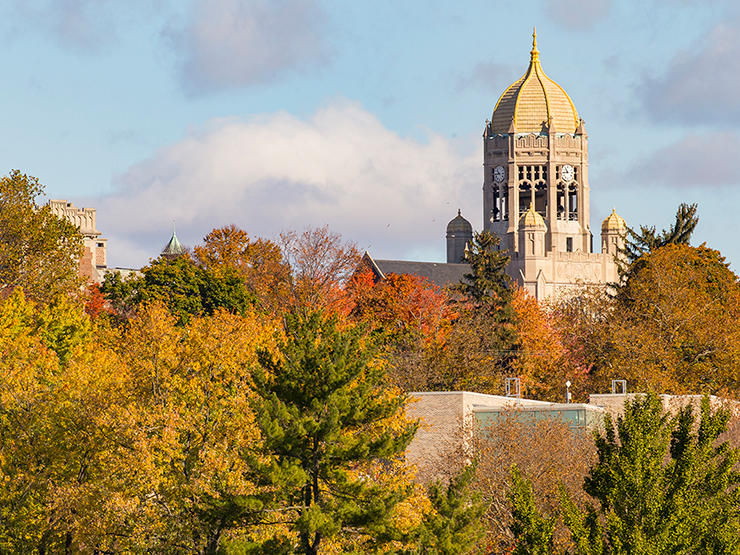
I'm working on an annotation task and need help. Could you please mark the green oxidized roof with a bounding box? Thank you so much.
[162,223,186,257]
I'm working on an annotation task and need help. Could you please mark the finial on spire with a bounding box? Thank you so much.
[530,26,540,63]
[458,209,461,216]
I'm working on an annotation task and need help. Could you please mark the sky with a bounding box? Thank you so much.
[1,0,739,270]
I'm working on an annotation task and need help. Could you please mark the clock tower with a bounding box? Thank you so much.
[481,30,625,299]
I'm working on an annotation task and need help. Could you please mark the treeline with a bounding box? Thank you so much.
[4,169,740,554]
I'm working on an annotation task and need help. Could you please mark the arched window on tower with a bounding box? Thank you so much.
[492,184,509,222]
[535,181,547,217]
[492,186,500,222]
[502,186,509,221]
[519,182,532,214]
[568,184,578,221]
[557,183,566,220]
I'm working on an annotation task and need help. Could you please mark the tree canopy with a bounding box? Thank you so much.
[249,311,418,554]
[102,255,256,323]
[510,394,740,555]
[0,170,84,301]
[620,202,699,270]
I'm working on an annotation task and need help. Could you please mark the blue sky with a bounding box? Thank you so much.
[1,0,738,270]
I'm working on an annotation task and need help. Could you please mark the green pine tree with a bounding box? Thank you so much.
[452,231,519,390]
[558,393,740,555]
[619,202,699,272]
[456,230,513,309]
[509,465,556,555]
[413,462,487,555]
[249,311,418,555]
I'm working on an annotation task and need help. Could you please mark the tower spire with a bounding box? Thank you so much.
[530,27,540,63]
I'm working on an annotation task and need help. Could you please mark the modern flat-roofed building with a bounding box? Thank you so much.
[406,390,604,479]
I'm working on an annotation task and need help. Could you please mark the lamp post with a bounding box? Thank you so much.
[566,380,571,404]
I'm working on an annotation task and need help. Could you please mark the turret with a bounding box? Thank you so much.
[601,208,626,256]
[518,205,546,258]
[446,210,473,263]
[162,222,187,261]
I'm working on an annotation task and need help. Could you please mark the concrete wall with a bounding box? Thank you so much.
[405,391,549,479]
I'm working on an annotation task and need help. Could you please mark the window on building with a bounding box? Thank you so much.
[566,237,573,252]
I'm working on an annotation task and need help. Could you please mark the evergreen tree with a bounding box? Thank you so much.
[509,466,556,555]
[249,312,418,555]
[620,203,698,269]
[508,393,740,555]
[413,462,486,555]
[451,231,519,392]
[456,231,513,308]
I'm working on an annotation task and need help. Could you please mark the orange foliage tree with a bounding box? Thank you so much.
[279,225,361,313]
[346,270,458,391]
[194,224,291,312]
[512,286,576,402]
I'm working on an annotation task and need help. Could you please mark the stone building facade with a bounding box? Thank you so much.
[406,391,603,479]
[450,30,627,300]
[48,199,108,283]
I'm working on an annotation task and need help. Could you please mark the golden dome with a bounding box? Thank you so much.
[490,29,579,135]
[447,209,473,234]
[519,205,546,228]
[601,208,626,232]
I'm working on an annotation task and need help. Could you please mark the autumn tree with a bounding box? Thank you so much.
[112,303,276,554]
[473,411,595,553]
[0,289,137,553]
[346,270,460,391]
[511,286,571,401]
[547,285,614,395]
[194,224,291,312]
[608,244,740,395]
[249,311,417,554]
[279,226,361,313]
[0,170,84,301]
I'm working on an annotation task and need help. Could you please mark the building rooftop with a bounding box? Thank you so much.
[360,252,469,288]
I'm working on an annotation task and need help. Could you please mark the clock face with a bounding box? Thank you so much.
[493,165,506,183]
[561,164,575,183]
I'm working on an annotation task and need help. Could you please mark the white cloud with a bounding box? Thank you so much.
[165,0,330,94]
[641,20,740,125]
[544,0,610,30]
[631,131,740,188]
[98,99,481,268]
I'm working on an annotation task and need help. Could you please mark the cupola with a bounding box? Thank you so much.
[490,29,580,135]
[601,207,626,232]
[519,205,547,229]
[446,209,473,264]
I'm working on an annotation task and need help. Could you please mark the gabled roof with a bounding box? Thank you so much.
[359,252,469,288]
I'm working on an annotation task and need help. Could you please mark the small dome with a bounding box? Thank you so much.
[601,208,626,232]
[447,209,473,234]
[490,29,579,135]
[519,205,546,228]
